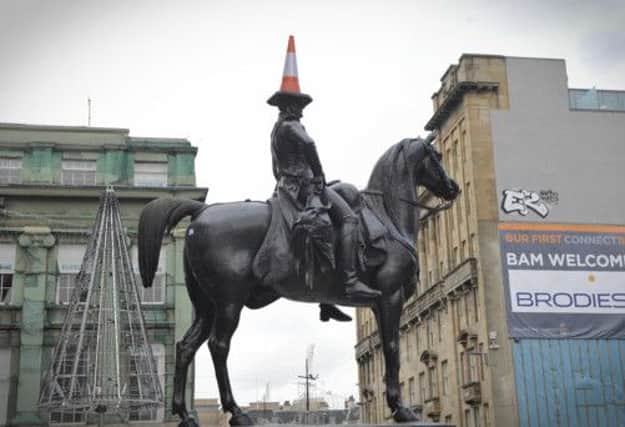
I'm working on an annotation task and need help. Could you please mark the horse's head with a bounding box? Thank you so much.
[408,138,460,201]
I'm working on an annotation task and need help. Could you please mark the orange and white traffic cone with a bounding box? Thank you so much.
[280,35,301,93]
[267,35,313,107]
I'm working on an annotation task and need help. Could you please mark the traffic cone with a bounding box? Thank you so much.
[267,35,313,107]
[281,35,301,93]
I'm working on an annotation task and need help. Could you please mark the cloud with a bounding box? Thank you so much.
[579,31,625,69]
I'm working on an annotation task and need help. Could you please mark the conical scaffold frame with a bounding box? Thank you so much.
[39,188,163,421]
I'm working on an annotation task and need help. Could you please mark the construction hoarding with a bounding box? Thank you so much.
[499,223,625,338]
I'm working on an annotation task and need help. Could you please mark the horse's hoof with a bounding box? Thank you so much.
[393,406,418,422]
[230,412,254,426]
[178,417,200,427]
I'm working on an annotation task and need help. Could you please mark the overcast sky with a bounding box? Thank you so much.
[2,0,624,410]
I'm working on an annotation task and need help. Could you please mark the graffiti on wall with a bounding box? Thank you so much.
[501,189,558,218]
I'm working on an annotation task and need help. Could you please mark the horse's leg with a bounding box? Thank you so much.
[172,311,212,426]
[173,252,214,427]
[208,301,253,426]
[373,290,418,422]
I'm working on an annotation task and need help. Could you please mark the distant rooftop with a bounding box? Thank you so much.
[569,88,625,112]
[0,121,129,134]
[0,121,195,152]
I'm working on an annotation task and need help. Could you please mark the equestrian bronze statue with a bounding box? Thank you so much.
[137,36,459,426]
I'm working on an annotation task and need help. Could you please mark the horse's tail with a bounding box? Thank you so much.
[138,198,206,288]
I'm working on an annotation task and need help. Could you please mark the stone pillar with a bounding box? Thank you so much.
[11,227,55,426]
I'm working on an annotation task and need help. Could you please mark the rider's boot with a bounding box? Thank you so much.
[341,217,382,300]
[319,304,352,322]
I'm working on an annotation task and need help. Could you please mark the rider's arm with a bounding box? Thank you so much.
[287,122,324,179]
[271,151,280,180]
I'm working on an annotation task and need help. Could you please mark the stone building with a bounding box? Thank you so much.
[355,55,625,426]
[0,122,207,426]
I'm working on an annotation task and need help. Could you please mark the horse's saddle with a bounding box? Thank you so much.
[252,182,388,287]
[331,182,387,267]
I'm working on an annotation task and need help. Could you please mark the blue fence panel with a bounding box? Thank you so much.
[513,339,625,427]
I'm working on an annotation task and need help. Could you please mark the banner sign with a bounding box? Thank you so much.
[499,223,625,338]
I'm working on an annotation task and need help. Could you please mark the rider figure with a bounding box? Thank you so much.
[267,40,381,301]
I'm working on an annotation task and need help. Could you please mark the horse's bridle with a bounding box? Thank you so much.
[362,139,453,218]
[362,189,453,215]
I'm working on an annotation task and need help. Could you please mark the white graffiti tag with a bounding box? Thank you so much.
[501,189,549,218]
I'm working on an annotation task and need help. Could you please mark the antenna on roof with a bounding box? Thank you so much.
[88,97,92,126]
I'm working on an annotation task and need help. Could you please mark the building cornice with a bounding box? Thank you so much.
[425,81,499,131]
[0,141,198,155]
[0,122,129,134]
[0,184,208,201]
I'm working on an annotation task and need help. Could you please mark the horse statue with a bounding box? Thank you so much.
[138,136,459,426]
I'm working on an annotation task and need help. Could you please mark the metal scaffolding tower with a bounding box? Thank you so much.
[39,188,162,422]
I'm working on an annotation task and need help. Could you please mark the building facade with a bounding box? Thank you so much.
[355,55,625,426]
[0,122,207,426]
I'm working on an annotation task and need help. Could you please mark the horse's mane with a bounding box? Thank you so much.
[364,138,419,240]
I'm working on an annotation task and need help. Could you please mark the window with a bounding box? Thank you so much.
[418,372,425,404]
[408,377,415,406]
[479,343,485,380]
[0,273,13,305]
[400,333,406,362]
[458,296,466,329]
[469,351,478,383]
[415,327,421,356]
[129,344,165,422]
[473,405,481,427]
[0,244,16,304]
[56,245,86,304]
[473,288,479,322]
[483,403,491,427]
[382,392,389,418]
[56,274,77,304]
[49,408,85,424]
[0,158,22,184]
[460,351,465,384]
[461,346,482,385]
[440,308,447,342]
[426,316,434,347]
[405,328,412,361]
[0,349,8,425]
[441,360,449,396]
[428,366,438,399]
[61,160,96,186]
[132,246,166,304]
[470,233,477,258]
[465,182,472,219]
[134,162,167,187]
[467,291,474,325]
[437,311,442,343]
